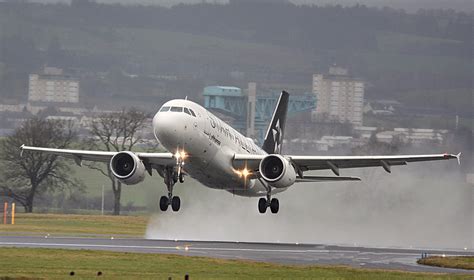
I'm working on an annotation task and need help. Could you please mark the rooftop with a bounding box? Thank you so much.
[203,86,242,97]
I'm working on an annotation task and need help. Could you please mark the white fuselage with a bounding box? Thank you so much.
[152,99,287,197]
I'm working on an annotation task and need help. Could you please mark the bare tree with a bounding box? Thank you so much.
[0,117,83,212]
[87,108,149,215]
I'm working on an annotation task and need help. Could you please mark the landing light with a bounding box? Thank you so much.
[175,150,187,160]
[235,168,251,178]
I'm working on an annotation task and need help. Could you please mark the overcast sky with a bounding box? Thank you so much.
[26,0,473,12]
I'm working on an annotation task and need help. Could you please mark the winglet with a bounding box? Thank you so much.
[20,144,25,157]
[456,152,461,165]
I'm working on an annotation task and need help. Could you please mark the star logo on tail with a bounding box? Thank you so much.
[272,119,282,153]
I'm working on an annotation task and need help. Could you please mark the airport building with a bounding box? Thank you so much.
[28,67,80,103]
[312,66,364,126]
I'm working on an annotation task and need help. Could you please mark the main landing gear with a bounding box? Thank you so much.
[159,165,184,212]
[258,184,279,214]
[258,197,279,214]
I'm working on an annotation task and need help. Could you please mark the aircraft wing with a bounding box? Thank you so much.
[20,145,175,167]
[233,153,460,176]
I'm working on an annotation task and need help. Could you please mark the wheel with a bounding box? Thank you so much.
[171,196,181,212]
[179,173,185,183]
[270,198,279,214]
[258,198,267,214]
[159,196,169,211]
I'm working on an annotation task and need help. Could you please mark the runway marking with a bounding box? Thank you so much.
[0,242,179,251]
[0,241,435,257]
[0,242,331,254]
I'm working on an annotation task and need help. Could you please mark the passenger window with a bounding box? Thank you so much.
[189,109,196,117]
[184,108,191,115]
[170,106,183,112]
[160,106,170,112]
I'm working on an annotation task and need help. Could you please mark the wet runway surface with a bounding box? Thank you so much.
[0,235,472,274]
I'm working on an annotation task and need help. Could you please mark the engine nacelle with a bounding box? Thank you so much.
[259,154,296,188]
[110,151,146,185]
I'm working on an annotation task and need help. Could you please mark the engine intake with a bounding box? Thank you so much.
[259,154,296,188]
[110,151,146,185]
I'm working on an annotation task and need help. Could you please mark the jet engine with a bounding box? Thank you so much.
[259,154,296,188]
[110,151,146,185]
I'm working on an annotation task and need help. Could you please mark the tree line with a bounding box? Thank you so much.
[0,109,149,215]
[2,0,470,53]
[0,0,471,106]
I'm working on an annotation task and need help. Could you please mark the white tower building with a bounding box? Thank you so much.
[312,66,364,126]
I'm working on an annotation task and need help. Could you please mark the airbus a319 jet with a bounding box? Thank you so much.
[20,91,460,214]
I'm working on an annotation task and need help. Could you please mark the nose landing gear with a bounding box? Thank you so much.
[159,164,184,212]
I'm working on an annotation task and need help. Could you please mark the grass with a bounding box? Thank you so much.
[418,256,474,271]
[0,213,147,237]
[0,248,471,280]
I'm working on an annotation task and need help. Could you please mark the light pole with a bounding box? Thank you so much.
[101,184,104,215]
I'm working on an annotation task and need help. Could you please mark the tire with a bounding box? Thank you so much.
[270,198,279,214]
[258,198,267,214]
[171,196,181,212]
[159,196,169,211]
[179,173,185,183]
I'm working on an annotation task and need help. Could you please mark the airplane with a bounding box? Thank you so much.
[20,91,460,214]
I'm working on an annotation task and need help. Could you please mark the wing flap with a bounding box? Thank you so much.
[296,175,361,183]
[301,160,408,171]
[291,154,457,174]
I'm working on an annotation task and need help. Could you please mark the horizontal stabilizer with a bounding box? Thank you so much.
[296,175,361,183]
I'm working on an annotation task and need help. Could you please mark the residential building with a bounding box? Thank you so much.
[28,67,79,103]
[312,66,364,126]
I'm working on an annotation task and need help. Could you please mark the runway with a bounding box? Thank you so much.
[0,235,472,274]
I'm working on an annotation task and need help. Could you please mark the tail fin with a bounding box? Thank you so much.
[262,91,289,154]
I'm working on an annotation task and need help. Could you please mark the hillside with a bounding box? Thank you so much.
[0,1,471,115]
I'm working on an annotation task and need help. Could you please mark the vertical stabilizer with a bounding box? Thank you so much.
[262,91,289,154]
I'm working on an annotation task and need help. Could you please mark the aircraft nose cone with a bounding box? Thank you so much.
[153,112,175,145]
[153,111,189,150]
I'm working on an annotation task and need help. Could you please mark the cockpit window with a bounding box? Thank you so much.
[161,106,195,116]
[170,106,183,112]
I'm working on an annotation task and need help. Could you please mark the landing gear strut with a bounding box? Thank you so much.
[258,183,279,214]
[159,166,183,212]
